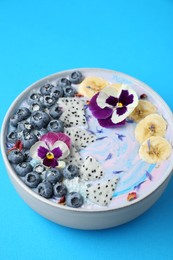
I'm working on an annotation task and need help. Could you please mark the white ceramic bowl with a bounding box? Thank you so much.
[1,68,173,230]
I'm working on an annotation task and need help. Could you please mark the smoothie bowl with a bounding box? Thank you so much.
[1,68,173,230]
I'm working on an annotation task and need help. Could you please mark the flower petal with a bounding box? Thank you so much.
[89,93,113,119]
[43,158,58,168]
[29,141,48,160]
[98,117,126,128]
[38,146,49,159]
[51,147,62,159]
[106,96,118,106]
[51,141,70,159]
[96,91,109,109]
[119,90,134,106]
[40,132,71,148]
[116,107,127,116]
[119,84,138,107]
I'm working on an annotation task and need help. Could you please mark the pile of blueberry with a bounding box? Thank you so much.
[6,71,84,208]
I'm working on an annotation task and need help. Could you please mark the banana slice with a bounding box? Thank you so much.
[139,136,172,164]
[129,100,157,122]
[78,76,121,98]
[135,113,167,143]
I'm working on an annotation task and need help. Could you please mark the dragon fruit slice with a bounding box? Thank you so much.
[58,97,85,109]
[80,156,104,181]
[59,97,88,128]
[65,145,83,167]
[86,177,119,206]
[64,127,96,149]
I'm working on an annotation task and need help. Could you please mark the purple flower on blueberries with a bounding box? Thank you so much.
[89,85,138,128]
[29,132,71,168]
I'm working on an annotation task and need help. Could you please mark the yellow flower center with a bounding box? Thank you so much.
[117,102,123,107]
[46,152,54,160]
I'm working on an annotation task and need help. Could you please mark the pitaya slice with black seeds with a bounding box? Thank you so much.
[65,145,83,167]
[86,177,119,206]
[80,156,104,181]
[64,127,96,149]
[58,97,85,109]
[59,97,88,128]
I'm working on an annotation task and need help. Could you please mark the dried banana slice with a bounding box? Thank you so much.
[129,100,157,122]
[78,76,121,98]
[135,113,167,143]
[139,136,172,164]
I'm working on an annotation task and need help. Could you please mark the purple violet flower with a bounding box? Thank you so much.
[29,132,71,168]
[89,85,138,128]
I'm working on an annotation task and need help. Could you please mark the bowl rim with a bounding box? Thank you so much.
[1,67,173,213]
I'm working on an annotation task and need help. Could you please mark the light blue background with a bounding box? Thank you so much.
[0,0,173,259]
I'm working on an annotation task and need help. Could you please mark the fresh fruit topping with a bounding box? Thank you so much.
[49,104,62,119]
[53,183,67,197]
[37,181,53,198]
[8,150,24,164]
[28,92,42,105]
[47,119,64,133]
[40,83,54,95]
[80,156,104,181]
[24,172,42,188]
[63,164,79,179]
[45,168,63,184]
[65,145,83,167]
[69,71,83,84]
[58,78,71,87]
[15,162,33,177]
[30,111,50,130]
[51,85,64,99]
[86,177,119,206]
[66,192,84,208]
[64,127,96,149]
[10,107,31,127]
[7,131,18,143]
[20,131,38,149]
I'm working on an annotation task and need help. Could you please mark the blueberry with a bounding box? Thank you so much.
[53,183,67,197]
[33,163,46,174]
[49,104,62,119]
[20,131,38,149]
[41,95,56,108]
[47,119,64,132]
[63,164,79,179]
[40,83,54,95]
[30,111,50,130]
[27,92,42,105]
[45,168,63,184]
[69,71,83,84]
[30,101,45,112]
[23,150,32,162]
[37,181,53,198]
[24,172,42,188]
[8,150,24,164]
[51,85,64,99]
[15,162,33,177]
[57,78,71,88]
[10,107,31,127]
[34,128,48,139]
[18,121,33,132]
[63,85,76,97]
[7,130,18,143]
[66,192,84,208]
